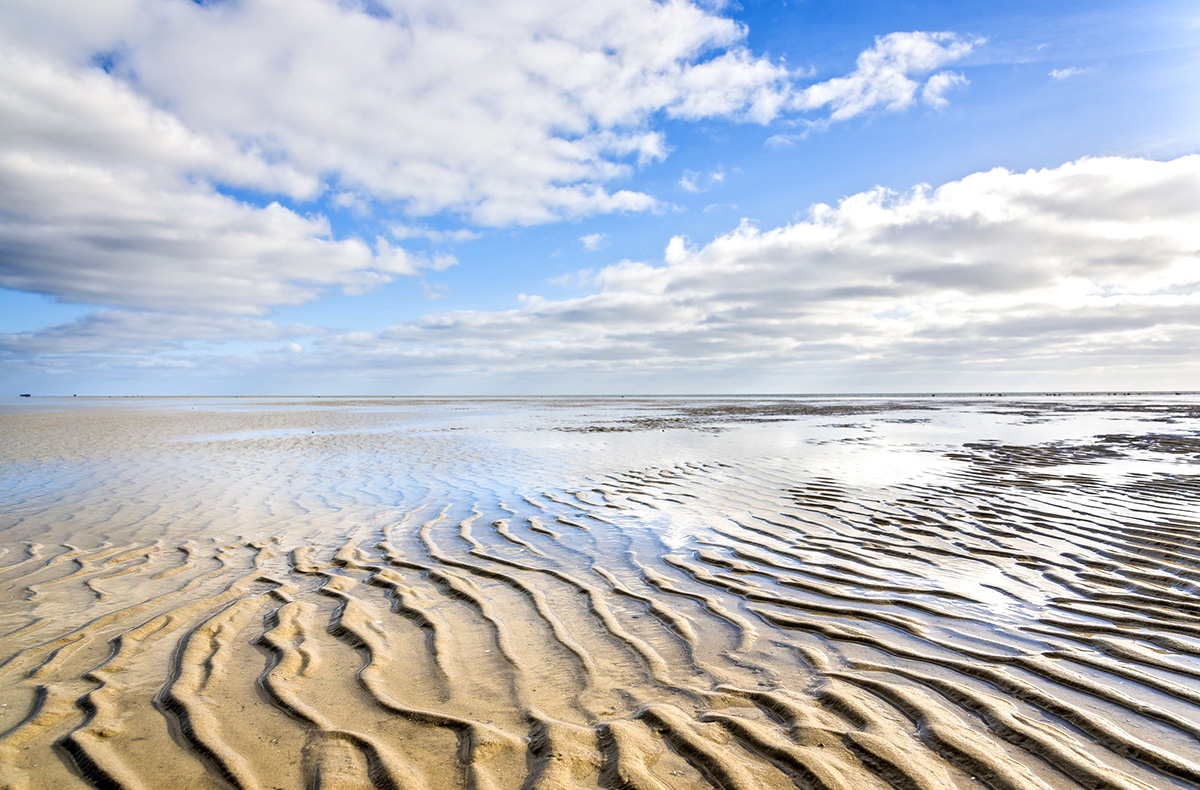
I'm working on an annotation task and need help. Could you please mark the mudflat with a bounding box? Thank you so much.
[1,395,1199,790]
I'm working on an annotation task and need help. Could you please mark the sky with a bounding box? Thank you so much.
[1,0,1198,395]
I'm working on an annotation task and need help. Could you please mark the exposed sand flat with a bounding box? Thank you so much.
[1,396,1199,790]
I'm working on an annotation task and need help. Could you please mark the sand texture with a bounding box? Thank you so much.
[1,396,1199,790]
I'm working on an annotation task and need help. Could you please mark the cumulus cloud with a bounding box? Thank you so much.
[0,2,1001,385]
[1,3,980,240]
[13,156,1196,392]
[0,157,436,314]
[282,156,1200,389]
[0,0,799,229]
[794,32,979,121]
[0,48,316,198]
[580,233,608,251]
[921,71,969,108]
[0,49,454,314]
[10,0,941,320]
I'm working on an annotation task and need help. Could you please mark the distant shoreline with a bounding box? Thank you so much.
[7,390,1200,400]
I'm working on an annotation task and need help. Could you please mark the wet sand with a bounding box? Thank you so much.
[1,395,1199,790]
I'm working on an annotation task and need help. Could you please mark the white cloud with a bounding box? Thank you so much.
[794,32,980,121]
[0,311,321,355]
[580,233,608,251]
[388,224,482,244]
[679,168,726,193]
[1050,66,1088,80]
[921,71,969,108]
[0,152,429,314]
[0,2,994,346]
[1,4,980,241]
[280,156,1200,389]
[0,50,452,314]
[0,0,798,229]
[332,192,372,215]
[548,269,596,288]
[664,236,693,265]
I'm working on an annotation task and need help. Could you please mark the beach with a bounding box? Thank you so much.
[1,395,1199,790]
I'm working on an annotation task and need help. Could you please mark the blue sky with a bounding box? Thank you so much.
[1,0,1198,394]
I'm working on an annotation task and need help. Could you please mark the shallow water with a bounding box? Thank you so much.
[1,396,1199,789]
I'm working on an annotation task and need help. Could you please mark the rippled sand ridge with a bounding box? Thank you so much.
[2,396,1199,790]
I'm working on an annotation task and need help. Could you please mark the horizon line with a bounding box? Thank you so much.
[9,391,1200,400]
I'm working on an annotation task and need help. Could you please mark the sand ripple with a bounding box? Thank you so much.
[2,397,1199,789]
